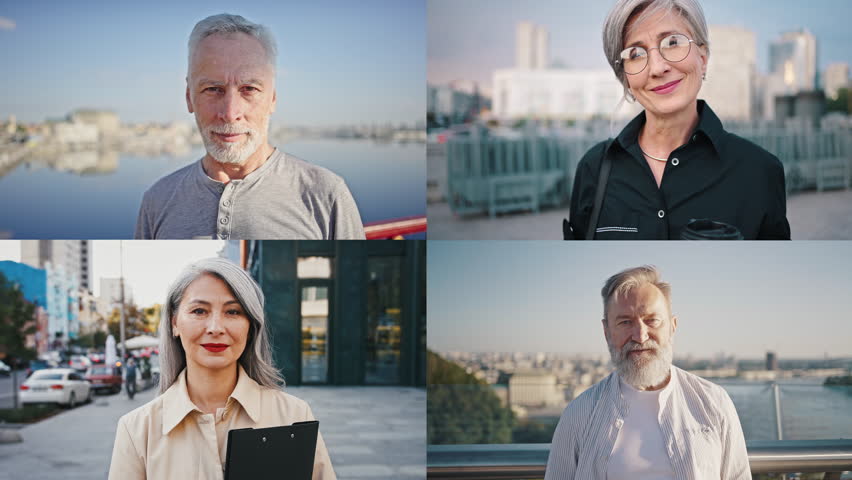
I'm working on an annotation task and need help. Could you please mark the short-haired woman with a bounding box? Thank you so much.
[566,0,790,240]
[108,258,335,479]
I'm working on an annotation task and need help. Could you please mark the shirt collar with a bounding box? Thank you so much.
[615,100,725,155]
[161,364,262,435]
[612,364,678,414]
[193,147,281,192]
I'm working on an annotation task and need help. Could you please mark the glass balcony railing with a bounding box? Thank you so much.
[427,441,852,478]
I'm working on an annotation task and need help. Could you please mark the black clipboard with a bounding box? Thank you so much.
[224,420,319,480]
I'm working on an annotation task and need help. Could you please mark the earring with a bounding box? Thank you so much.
[702,72,706,80]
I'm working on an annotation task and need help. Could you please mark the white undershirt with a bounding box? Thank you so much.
[606,376,677,479]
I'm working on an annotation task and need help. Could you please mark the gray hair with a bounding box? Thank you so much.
[601,265,672,323]
[158,257,284,394]
[602,0,710,99]
[187,13,277,76]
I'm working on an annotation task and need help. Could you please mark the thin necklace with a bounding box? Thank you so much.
[639,147,668,162]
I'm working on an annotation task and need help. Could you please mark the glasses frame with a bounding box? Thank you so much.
[616,33,700,75]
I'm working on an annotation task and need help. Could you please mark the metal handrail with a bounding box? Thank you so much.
[364,215,427,239]
[427,441,852,479]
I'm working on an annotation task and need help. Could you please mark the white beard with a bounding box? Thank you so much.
[197,117,267,165]
[608,337,673,390]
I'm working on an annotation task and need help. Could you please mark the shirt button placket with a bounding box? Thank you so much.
[218,184,235,239]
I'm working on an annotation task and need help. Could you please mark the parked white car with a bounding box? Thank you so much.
[19,368,92,408]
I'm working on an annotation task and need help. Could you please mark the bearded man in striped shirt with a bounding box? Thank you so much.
[544,265,751,479]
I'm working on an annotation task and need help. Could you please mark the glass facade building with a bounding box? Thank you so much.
[243,240,426,387]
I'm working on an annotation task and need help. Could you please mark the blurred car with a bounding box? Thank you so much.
[68,355,92,372]
[87,352,105,364]
[0,359,10,376]
[25,359,58,378]
[19,368,92,407]
[84,364,123,394]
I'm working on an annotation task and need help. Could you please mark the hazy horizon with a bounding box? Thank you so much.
[428,241,852,358]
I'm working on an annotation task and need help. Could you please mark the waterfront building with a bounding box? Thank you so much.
[238,241,426,386]
[69,109,120,138]
[508,370,564,407]
[702,26,756,121]
[52,121,99,145]
[767,351,779,371]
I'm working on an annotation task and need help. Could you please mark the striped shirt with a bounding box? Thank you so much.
[544,366,751,480]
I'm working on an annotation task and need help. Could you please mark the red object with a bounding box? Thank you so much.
[85,364,122,393]
[202,344,228,353]
[50,384,63,390]
[364,215,427,240]
[19,385,29,391]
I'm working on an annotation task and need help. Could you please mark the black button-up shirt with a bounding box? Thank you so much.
[568,101,791,239]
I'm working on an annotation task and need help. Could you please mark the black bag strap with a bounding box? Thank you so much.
[585,139,613,240]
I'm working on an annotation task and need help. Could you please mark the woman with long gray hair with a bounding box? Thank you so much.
[108,258,335,479]
[564,0,790,240]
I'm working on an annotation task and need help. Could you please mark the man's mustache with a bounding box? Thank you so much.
[619,340,660,359]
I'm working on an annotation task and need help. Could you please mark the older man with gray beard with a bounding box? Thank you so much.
[545,265,751,480]
[135,13,364,239]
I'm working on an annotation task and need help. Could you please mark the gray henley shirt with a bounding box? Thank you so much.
[134,148,365,239]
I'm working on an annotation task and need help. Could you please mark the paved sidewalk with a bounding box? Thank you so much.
[0,385,425,480]
[0,388,155,480]
[428,189,852,239]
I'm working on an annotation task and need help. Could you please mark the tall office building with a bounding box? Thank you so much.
[20,240,92,292]
[100,277,133,306]
[701,26,756,121]
[824,62,849,100]
[769,29,817,94]
[516,21,549,70]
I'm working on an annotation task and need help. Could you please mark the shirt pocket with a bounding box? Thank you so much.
[593,210,640,239]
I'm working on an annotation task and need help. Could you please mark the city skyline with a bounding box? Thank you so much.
[0,240,225,307]
[428,0,852,93]
[428,241,852,358]
[0,0,425,126]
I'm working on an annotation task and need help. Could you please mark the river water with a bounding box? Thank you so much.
[0,139,425,238]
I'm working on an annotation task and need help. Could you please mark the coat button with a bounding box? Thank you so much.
[658,210,665,218]
[220,217,229,225]
[671,158,679,166]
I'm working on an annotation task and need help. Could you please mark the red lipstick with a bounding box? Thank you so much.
[202,343,228,353]
[651,79,681,94]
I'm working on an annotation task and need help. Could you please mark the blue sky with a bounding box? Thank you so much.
[428,0,852,90]
[0,0,425,126]
[428,241,852,359]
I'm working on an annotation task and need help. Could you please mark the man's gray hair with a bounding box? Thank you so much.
[188,13,277,75]
[601,265,672,322]
[602,0,710,98]
[158,257,285,394]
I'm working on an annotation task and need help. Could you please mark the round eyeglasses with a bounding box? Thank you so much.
[617,33,698,75]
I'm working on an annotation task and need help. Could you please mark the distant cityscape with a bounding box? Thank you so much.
[0,110,426,175]
[0,240,172,355]
[428,21,852,129]
[438,350,852,420]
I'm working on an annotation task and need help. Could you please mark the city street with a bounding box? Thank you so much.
[0,384,425,480]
